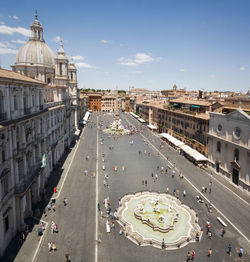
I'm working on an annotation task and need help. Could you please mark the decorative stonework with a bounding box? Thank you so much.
[117,192,202,250]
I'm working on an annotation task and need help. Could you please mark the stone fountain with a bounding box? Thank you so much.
[103,89,130,135]
[117,191,202,250]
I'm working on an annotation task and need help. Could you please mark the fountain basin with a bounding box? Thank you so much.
[117,192,202,250]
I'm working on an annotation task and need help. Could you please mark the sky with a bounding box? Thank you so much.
[0,0,250,92]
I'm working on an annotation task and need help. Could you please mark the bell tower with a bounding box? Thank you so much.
[54,40,69,88]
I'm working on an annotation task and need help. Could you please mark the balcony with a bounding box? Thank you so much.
[0,112,7,122]
[24,107,32,115]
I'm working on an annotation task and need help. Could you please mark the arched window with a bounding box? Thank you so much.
[234,148,239,161]
[217,141,221,153]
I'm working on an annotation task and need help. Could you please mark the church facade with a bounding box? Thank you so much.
[0,14,80,257]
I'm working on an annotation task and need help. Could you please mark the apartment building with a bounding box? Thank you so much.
[137,98,222,155]
[88,94,102,112]
[102,96,116,112]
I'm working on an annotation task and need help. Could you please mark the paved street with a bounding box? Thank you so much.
[4,112,250,262]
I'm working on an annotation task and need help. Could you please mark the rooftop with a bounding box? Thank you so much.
[0,68,45,85]
[170,98,213,106]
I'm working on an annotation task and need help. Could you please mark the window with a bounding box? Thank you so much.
[59,63,63,76]
[234,127,241,139]
[14,95,18,110]
[32,95,35,107]
[234,148,239,162]
[0,90,4,115]
[217,141,221,153]
[4,215,9,232]
[218,124,222,132]
[2,150,5,162]
[1,170,9,197]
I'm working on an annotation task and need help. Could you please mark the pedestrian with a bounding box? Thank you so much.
[209,188,212,194]
[228,244,232,256]
[63,198,67,206]
[221,227,226,237]
[142,180,144,185]
[53,187,57,193]
[166,187,169,193]
[186,251,191,261]
[48,241,52,252]
[41,222,45,231]
[183,190,186,197]
[51,241,56,251]
[97,203,100,211]
[239,247,244,258]
[208,231,212,240]
[145,180,147,186]
[195,232,200,242]
[191,250,195,261]
[52,204,56,212]
[64,253,70,262]
[155,174,158,180]
[161,238,165,249]
[208,248,212,257]
[20,232,25,244]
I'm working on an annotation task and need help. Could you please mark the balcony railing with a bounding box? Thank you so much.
[0,112,7,121]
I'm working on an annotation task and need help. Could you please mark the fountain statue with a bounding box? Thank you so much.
[103,88,130,135]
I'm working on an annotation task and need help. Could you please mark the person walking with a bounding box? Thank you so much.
[191,250,195,261]
[228,244,232,256]
[239,247,244,258]
[183,190,186,197]
[145,180,147,186]
[97,203,101,211]
[208,248,212,257]
[64,253,70,262]
[221,227,226,237]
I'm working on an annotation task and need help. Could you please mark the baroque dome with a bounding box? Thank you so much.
[14,14,54,68]
[15,40,54,67]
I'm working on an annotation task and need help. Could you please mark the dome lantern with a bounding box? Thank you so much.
[30,12,44,42]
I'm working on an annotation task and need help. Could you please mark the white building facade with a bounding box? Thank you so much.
[0,14,80,257]
[208,109,250,191]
